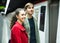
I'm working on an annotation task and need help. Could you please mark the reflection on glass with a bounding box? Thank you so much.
[0,0,7,12]
[40,6,46,32]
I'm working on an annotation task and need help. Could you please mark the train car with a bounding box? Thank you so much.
[34,1,49,43]
[56,1,60,43]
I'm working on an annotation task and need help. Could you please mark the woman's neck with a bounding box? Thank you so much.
[17,20,22,25]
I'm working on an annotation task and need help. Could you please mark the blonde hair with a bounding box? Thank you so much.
[24,2,34,11]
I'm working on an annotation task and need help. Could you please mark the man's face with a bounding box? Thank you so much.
[26,4,34,15]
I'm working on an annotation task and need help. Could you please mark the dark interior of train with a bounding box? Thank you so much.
[0,0,58,15]
[0,0,46,15]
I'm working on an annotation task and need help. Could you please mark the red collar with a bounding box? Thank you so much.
[15,21,25,31]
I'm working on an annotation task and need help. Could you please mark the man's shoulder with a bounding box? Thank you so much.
[33,16,37,21]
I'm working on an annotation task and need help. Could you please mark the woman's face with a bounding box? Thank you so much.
[16,10,26,22]
[26,4,34,15]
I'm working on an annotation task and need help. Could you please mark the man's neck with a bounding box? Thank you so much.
[27,14,33,19]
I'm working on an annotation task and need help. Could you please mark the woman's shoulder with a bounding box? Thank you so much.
[11,24,19,30]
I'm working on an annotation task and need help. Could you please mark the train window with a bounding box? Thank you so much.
[0,0,7,12]
[40,6,46,32]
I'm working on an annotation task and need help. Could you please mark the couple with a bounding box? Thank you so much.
[10,3,40,43]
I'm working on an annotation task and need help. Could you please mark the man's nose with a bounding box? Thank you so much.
[24,15,26,18]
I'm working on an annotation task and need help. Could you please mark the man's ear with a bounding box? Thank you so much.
[25,10,27,14]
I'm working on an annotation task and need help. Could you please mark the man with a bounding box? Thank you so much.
[24,3,40,43]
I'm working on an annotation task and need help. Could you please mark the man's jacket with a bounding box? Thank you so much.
[24,16,40,43]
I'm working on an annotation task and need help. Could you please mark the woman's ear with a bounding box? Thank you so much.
[16,15,18,19]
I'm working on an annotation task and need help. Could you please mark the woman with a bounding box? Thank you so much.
[10,9,28,43]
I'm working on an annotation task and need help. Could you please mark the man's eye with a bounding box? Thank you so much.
[22,14,24,16]
[28,7,31,9]
[22,14,25,16]
[32,7,34,9]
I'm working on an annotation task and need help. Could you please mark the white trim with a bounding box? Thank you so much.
[56,1,60,43]
[1,0,10,14]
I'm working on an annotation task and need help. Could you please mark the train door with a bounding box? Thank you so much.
[0,15,4,43]
[34,1,49,43]
[49,0,59,43]
[56,1,60,43]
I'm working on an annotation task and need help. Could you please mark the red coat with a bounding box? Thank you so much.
[10,21,28,43]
